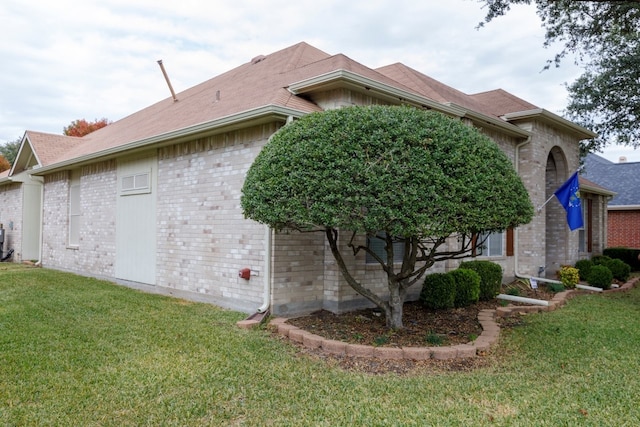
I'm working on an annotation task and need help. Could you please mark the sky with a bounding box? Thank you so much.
[1,0,638,163]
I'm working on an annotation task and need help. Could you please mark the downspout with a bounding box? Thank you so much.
[257,225,272,313]
[513,137,562,285]
[253,116,291,314]
[30,174,45,266]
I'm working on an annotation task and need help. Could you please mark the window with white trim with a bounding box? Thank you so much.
[366,233,405,264]
[478,231,504,257]
[68,170,81,247]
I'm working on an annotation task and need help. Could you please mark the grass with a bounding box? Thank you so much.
[1,264,639,426]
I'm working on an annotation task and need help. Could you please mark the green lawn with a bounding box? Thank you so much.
[1,264,639,426]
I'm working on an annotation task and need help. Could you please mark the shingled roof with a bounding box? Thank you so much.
[9,41,595,175]
[582,153,640,206]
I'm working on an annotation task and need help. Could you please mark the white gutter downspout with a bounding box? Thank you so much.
[257,225,272,313]
[255,115,293,313]
[29,174,45,266]
[513,136,563,286]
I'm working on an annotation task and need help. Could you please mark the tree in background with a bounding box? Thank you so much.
[0,156,10,173]
[241,105,533,330]
[63,118,110,137]
[0,137,22,166]
[477,0,640,151]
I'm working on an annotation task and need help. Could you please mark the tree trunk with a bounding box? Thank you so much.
[385,281,406,330]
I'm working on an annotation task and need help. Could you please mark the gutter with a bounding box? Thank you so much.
[29,105,307,176]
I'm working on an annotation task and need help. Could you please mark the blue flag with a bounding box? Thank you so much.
[554,171,583,231]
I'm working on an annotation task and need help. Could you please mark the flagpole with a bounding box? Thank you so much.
[537,194,555,213]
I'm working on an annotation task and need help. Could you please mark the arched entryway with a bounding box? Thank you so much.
[544,146,569,277]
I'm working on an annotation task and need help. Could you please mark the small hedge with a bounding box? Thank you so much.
[574,259,593,281]
[587,264,613,290]
[604,247,640,271]
[458,260,503,301]
[591,255,612,266]
[558,266,580,288]
[449,268,481,308]
[421,273,455,309]
[603,258,631,282]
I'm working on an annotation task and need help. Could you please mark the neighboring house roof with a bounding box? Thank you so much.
[7,41,597,176]
[579,176,616,197]
[581,153,640,207]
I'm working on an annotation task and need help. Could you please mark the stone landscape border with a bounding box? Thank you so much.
[238,276,639,361]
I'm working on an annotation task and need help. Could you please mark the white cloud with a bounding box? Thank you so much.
[1,0,637,161]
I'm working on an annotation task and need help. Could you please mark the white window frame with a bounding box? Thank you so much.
[478,231,504,257]
[120,170,151,196]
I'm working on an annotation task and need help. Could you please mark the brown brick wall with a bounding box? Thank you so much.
[608,210,640,249]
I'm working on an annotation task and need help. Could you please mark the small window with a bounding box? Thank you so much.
[366,233,405,264]
[478,231,504,257]
[120,171,151,195]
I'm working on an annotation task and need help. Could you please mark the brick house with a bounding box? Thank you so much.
[582,153,640,249]
[0,42,611,316]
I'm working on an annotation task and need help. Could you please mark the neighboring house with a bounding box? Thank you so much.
[582,153,640,249]
[0,42,610,316]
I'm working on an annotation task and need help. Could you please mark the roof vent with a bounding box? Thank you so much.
[619,156,627,163]
[251,55,266,64]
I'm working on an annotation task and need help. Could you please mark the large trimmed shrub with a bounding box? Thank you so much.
[574,259,593,281]
[420,273,456,310]
[458,260,503,301]
[449,268,481,308]
[603,258,631,282]
[587,264,613,290]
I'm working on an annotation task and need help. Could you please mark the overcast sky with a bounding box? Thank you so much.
[1,0,638,162]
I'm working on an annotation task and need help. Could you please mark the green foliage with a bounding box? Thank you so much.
[587,264,613,289]
[558,266,580,288]
[459,260,503,300]
[241,105,533,330]
[506,287,521,296]
[242,105,533,236]
[547,282,565,293]
[591,255,612,266]
[425,332,445,346]
[478,1,640,148]
[603,258,631,282]
[449,268,481,308]
[0,136,21,165]
[574,259,593,281]
[604,247,640,271]
[420,273,455,310]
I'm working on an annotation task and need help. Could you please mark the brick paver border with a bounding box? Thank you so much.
[239,276,639,360]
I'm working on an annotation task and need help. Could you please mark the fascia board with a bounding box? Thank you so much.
[580,183,616,197]
[448,104,531,138]
[502,109,597,140]
[29,105,304,176]
[9,133,41,176]
[608,205,640,211]
[288,69,466,117]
